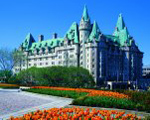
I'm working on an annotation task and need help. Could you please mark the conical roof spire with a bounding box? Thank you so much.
[22,33,35,50]
[92,21,101,33]
[113,14,131,46]
[89,21,101,41]
[81,5,90,22]
[25,33,35,41]
[116,13,126,31]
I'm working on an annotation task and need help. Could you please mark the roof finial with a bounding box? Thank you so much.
[81,5,90,22]
[119,13,122,17]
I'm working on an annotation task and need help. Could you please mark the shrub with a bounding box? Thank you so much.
[113,90,150,112]
[16,66,95,88]
[72,96,136,110]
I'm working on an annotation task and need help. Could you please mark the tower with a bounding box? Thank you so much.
[79,5,92,68]
[113,14,131,81]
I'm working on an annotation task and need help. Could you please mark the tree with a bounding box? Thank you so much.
[16,66,95,87]
[0,47,25,82]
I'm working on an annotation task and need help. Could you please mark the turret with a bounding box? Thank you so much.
[113,14,130,46]
[79,5,91,43]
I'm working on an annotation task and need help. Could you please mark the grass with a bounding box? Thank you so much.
[0,86,20,89]
[25,88,88,99]
[72,96,136,110]
[24,88,150,113]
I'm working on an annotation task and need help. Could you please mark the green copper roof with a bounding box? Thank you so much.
[65,22,79,43]
[22,22,79,52]
[29,38,64,53]
[115,14,125,31]
[119,27,130,46]
[113,14,131,46]
[21,33,64,52]
[82,5,90,22]
[22,33,35,50]
[89,21,101,42]
[105,35,119,43]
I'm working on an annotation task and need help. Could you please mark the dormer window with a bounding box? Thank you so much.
[51,41,53,46]
[39,44,42,47]
[34,45,36,48]
[45,43,47,47]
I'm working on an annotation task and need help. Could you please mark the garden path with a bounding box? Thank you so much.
[0,89,73,119]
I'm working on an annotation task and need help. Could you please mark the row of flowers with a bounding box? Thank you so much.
[10,107,141,120]
[0,83,19,87]
[32,86,129,99]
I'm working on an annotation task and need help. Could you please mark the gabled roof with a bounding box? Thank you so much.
[89,21,101,42]
[65,22,79,43]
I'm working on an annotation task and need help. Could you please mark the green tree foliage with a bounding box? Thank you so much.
[0,70,12,83]
[16,66,95,88]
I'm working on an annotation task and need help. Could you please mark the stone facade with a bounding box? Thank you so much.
[143,65,150,76]
[13,6,143,85]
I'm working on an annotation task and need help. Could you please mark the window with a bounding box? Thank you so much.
[40,58,42,61]
[92,52,95,56]
[92,64,95,68]
[59,56,62,59]
[52,62,55,65]
[52,56,55,60]
[46,62,48,65]
[40,63,42,66]
[70,49,74,52]
[92,58,95,62]
[58,51,62,54]
[34,63,37,66]
[70,55,74,58]
[29,64,31,66]
[45,57,48,60]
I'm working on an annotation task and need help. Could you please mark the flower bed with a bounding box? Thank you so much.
[10,107,141,120]
[32,86,129,99]
[0,83,19,89]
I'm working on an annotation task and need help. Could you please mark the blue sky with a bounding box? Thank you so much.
[0,0,150,65]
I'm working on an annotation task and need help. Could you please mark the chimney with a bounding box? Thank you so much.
[39,35,44,42]
[53,33,57,39]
